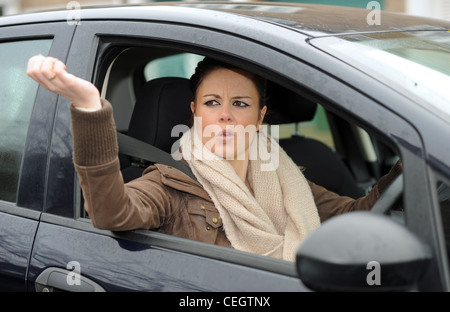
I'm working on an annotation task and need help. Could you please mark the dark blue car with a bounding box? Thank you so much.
[1,2,450,292]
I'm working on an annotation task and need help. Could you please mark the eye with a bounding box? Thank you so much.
[205,100,220,106]
[233,101,249,107]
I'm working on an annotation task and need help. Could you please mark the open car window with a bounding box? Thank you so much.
[83,44,405,232]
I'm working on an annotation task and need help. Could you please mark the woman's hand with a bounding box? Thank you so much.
[27,54,101,110]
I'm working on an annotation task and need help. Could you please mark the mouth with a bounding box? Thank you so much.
[217,129,234,142]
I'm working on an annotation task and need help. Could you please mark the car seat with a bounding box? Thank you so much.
[120,77,193,182]
[265,82,365,198]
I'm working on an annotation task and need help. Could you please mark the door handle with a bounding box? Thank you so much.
[35,267,105,292]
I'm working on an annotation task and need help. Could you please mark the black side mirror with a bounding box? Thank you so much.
[296,211,431,291]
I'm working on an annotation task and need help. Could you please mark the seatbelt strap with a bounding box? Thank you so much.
[116,132,197,182]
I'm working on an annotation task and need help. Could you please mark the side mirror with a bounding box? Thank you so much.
[296,211,431,291]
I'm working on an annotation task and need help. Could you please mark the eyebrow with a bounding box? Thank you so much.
[202,94,253,100]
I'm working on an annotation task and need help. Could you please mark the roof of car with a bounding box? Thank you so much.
[193,2,450,35]
[2,2,450,37]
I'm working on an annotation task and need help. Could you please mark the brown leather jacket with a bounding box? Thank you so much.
[71,100,401,249]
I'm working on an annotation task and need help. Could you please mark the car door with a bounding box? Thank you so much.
[26,18,309,293]
[26,12,444,292]
[0,22,74,291]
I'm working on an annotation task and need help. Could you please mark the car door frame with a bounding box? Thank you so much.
[0,21,75,291]
[28,15,446,292]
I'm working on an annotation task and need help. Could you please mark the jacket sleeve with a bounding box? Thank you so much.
[71,99,173,231]
[312,160,403,223]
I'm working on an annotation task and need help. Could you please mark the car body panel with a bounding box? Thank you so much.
[0,209,39,291]
[28,216,306,291]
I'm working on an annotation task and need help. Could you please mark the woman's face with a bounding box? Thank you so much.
[191,68,267,160]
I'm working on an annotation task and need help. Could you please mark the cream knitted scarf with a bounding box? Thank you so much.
[179,126,320,262]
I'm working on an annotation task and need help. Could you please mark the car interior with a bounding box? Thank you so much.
[89,44,403,223]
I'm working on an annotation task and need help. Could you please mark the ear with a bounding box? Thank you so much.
[257,105,267,129]
[190,101,195,114]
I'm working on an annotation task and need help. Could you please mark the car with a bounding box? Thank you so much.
[1,1,450,293]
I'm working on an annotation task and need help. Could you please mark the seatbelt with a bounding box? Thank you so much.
[116,132,197,182]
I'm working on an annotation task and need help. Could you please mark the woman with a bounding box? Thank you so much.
[27,55,402,262]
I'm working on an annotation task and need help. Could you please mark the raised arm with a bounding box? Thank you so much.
[27,55,171,231]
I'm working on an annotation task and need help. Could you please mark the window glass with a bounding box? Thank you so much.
[0,39,52,202]
[144,53,204,81]
[312,31,450,120]
[278,105,334,149]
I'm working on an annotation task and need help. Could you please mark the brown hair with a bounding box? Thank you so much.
[189,57,267,110]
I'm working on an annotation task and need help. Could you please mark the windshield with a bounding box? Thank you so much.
[310,31,450,119]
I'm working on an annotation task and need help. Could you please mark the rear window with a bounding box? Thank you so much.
[0,39,52,202]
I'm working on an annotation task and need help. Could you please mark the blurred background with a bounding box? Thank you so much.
[0,0,449,20]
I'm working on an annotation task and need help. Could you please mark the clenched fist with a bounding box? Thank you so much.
[27,54,102,110]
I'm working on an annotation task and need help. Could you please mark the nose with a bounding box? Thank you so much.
[219,103,233,122]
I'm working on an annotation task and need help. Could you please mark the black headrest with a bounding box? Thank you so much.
[127,77,194,153]
[265,82,317,124]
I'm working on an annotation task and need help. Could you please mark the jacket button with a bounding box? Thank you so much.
[201,205,205,209]
[206,226,211,231]
[212,217,218,224]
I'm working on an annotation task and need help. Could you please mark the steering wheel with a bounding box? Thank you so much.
[371,173,403,215]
